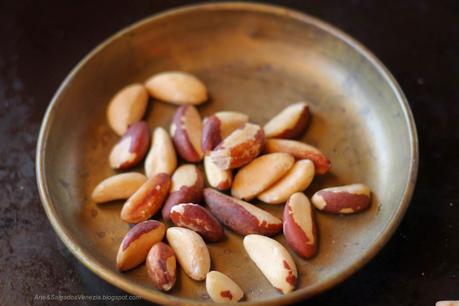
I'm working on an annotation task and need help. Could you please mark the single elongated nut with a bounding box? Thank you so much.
[264,102,310,139]
[109,121,150,169]
[232,153,294,201]
[116,220,166,271]
[161,164,204,221]
[170,105,203,162]
[210,123,265,170]
[91,172,147,203]
[107,83,149,136]
[243,234,297,294]
[204,155,232,190]
[258,160,315,204]
[145,127,177,177]
[120,173,171,223]
[264,138,331,175]
[204,188,282,236]
[436,302,459,306]
[166,227,210,281]
[202,111,249,152]
[283,193,318,258]
[146,242,176,291]
[170,203,224,242]
[206,271,244,303]
[145,71,208,105]
[312,184,371,214]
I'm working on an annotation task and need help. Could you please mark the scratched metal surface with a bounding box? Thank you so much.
[1,1,458,306]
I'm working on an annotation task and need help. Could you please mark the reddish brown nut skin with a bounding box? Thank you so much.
[121,220,163,251]
[170,203,225,242]
[161,168,205,221]
[222,125,265,169]
[304,152,330,175]
[171,106,202,162]
[317,190,370,214]
[276,105,310,139]
[216,180,231,190]
[211,124,265,169]
[203,188,282,236]
[201,115,222,153]
[120,173,171,223]
[116,220,166,271]
[283,195,318,258]
[146,242,176,291]
[264,139,330,175]
[115,121,150,169]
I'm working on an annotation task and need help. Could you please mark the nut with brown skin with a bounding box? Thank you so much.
[231,153,294,201]
[264,138,331,175]
[170,105,203,162]
[116,220,166,271]
[145,127,177,177]
[146,242,176,291]
[91,172,147,203]
[204,155,232,191]
[161,164,205,221]
[209,123,265,170]
[166,227,210,281]
[170,203,225,242]
[120,173,171,224]
[202,111,249,152]
[283,192,318,258]
[263,102,310,139]
[109,121,150,170]
[206,271,244,303]
[203,188,282,236]
[243,234,297,294]
[311,184,371,214]
[258,159,315,204]
[107,83,148,136]
[145,71,208,105]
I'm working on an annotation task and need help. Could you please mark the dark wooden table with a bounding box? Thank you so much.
[1,1,458,305]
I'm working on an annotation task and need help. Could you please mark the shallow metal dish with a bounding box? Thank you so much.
[36,2,418,305]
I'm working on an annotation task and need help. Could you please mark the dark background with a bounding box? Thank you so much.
[1,0,458,305]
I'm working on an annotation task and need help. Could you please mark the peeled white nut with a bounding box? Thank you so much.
[258,159,315,204]
[263,102,309,139]
[243,234,297,294]
[91,173,147,203]
[214,111,250,139]
[145,71,208,105]
[231,153,295,200]
[201,111,249,152]
[166,227,210,281]
[145,127,177,177]
[206,271,244,303]
[116,220,166,271]
[204,155,232,190]
[107,83,148,136]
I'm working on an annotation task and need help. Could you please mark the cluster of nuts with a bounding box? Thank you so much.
[91,71,372,302]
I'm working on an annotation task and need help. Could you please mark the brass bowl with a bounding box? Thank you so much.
[36,2,418,305]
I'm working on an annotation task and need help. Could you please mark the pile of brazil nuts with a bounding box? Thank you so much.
[92,71,372,302]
